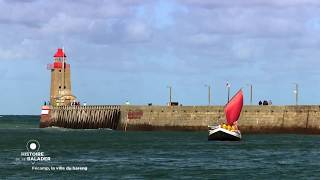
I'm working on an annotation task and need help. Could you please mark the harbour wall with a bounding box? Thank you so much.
[41,105,320,134]
[119,105,320,133]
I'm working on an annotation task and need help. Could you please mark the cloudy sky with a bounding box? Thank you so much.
[1,0,320,114]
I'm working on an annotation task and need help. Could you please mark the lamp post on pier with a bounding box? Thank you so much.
[226,81,231,103]
[167,86,172,105]
[246,84,253,105]
[293,83,298,105]
[205,84,211,106]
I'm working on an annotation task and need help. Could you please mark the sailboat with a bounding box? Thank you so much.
[208,89,244,141]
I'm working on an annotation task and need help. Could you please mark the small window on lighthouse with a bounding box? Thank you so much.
[59,70,61,72]
[59,86,61,89]
[64,86,66,89]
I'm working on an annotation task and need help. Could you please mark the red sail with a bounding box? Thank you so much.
[225,89,243,125]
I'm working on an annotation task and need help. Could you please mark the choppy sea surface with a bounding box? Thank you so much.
[0,115,319,179]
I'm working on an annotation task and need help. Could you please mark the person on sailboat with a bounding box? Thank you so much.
[221,123,235,131]
[233,121,238,130]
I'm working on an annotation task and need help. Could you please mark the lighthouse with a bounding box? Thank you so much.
[48,48,76,106]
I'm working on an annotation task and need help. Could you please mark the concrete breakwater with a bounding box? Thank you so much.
[40,105,320,133]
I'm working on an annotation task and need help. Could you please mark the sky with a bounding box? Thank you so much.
[1,0,320,114]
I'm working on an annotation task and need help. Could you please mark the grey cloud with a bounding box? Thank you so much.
[172,7,306,38]
[184,33,222,46]
[81,19,153,44]
[180,0,320,8]
[0,0,146,28]
[4,0,36,3]
[0,0,320,76]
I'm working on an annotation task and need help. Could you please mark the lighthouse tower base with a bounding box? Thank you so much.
[40,105,52,128]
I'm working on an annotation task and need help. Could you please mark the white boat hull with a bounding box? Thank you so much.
[208,126,241,141]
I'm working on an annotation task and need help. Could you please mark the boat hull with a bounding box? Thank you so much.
[208,127,241,141]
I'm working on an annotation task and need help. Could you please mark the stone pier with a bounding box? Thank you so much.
[40,105,320,134]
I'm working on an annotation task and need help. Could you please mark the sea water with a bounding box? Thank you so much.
[0,115,319,179]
